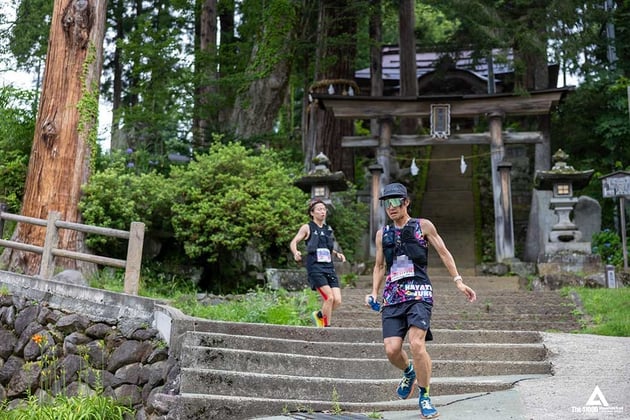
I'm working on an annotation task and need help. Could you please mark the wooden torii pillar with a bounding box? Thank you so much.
[313,89,571,262]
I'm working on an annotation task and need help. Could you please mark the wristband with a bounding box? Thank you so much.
[453,275,463,282]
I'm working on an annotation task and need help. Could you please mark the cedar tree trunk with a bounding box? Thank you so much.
[2,0,107,275]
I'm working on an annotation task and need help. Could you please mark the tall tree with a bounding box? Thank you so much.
[104,0,127,149]
[398,0,418,134]
[369,0,383,136]
[1,0,108,275]
[229,0,298,139]
[115,0,194,155]
[303,0,362,178]
[192,0,218,149]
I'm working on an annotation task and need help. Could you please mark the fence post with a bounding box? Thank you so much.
[124,221,145,295]
[0,203,6,238]
[40,211,61,279]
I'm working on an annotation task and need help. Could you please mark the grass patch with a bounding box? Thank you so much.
[89,268,321,326]
[170,286,321,326]
[564,287,630,337]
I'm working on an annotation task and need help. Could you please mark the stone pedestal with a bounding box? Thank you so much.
[536,251,604,289]
[265,268,308,291]
[538,251,602,276]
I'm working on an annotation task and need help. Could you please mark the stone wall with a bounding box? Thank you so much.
[0,292,179,418]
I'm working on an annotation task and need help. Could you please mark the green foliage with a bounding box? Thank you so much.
[80,140,369,294]
[379,2,457,47]
[170,286,319,326]
[0,394,134,419]
[8,0,52,71]
[170,141,307,267]
[0,86,36,213]
[326,188,369,262]
[592,229,624,268]
[108,0,195,153]
[79,154,175,257]
[566,287,630,337]
[553,76,630,177]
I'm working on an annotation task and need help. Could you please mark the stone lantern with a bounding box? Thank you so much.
[293,153,348,206]
[534,149,594,251]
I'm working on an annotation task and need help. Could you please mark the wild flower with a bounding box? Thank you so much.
[32,333,44,346]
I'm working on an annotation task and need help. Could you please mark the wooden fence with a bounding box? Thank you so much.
[0,203,145,295]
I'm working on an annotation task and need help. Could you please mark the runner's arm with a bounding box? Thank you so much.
[368,229,386,305]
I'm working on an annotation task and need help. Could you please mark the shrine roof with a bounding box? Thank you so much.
[355,46,515,82]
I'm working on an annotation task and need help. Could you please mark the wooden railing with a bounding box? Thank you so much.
[0,203,145,295]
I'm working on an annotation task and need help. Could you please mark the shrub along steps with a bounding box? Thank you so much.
[175,320,551,419]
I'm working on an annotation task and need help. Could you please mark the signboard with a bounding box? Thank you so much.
[430,104,450,139]
[601,172,630,198]
[600,171,630,271]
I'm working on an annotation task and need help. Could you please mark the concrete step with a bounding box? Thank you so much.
[180,321,545,344]
[420,144,477,272]
[177,374,548,420]
[179,370,540,404]
[180,348,549,380]
[182,332,547,361]
[334,309,579,323]
[332,318,581,331]
[339,304,578,317]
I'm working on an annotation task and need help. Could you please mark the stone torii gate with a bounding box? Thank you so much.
[312,88,571,262]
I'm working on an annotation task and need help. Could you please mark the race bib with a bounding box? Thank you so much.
[316,248,332,263]
[390,255,414,281]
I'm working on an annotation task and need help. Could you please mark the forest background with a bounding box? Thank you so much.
[0,0,629,294]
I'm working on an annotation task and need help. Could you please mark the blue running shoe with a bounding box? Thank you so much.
[419,394,439,419]
[396,363,416,399]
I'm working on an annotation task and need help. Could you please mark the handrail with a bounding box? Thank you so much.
[0,203,144,295]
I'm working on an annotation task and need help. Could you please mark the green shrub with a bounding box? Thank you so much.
[79,155,175,258]
[326,188,369,262]
[80,139,367,294]
[169,141,308,289]
[592,229,623,268]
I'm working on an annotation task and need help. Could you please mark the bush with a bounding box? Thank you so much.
[326,188,369,261]
[80,140,368,294]
[170,141,308,290]
[592,229,623,268]
[79,155,175,258]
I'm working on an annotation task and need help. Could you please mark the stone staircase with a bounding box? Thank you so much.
[420,144,477,276]
[173,144,583,418]
[174,275,583,419]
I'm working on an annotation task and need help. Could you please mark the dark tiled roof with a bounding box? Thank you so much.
[355,46,515,82]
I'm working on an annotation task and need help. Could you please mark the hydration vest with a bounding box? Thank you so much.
[381,218,433,305]
[305,221,336,274]
[382,218,428,272]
